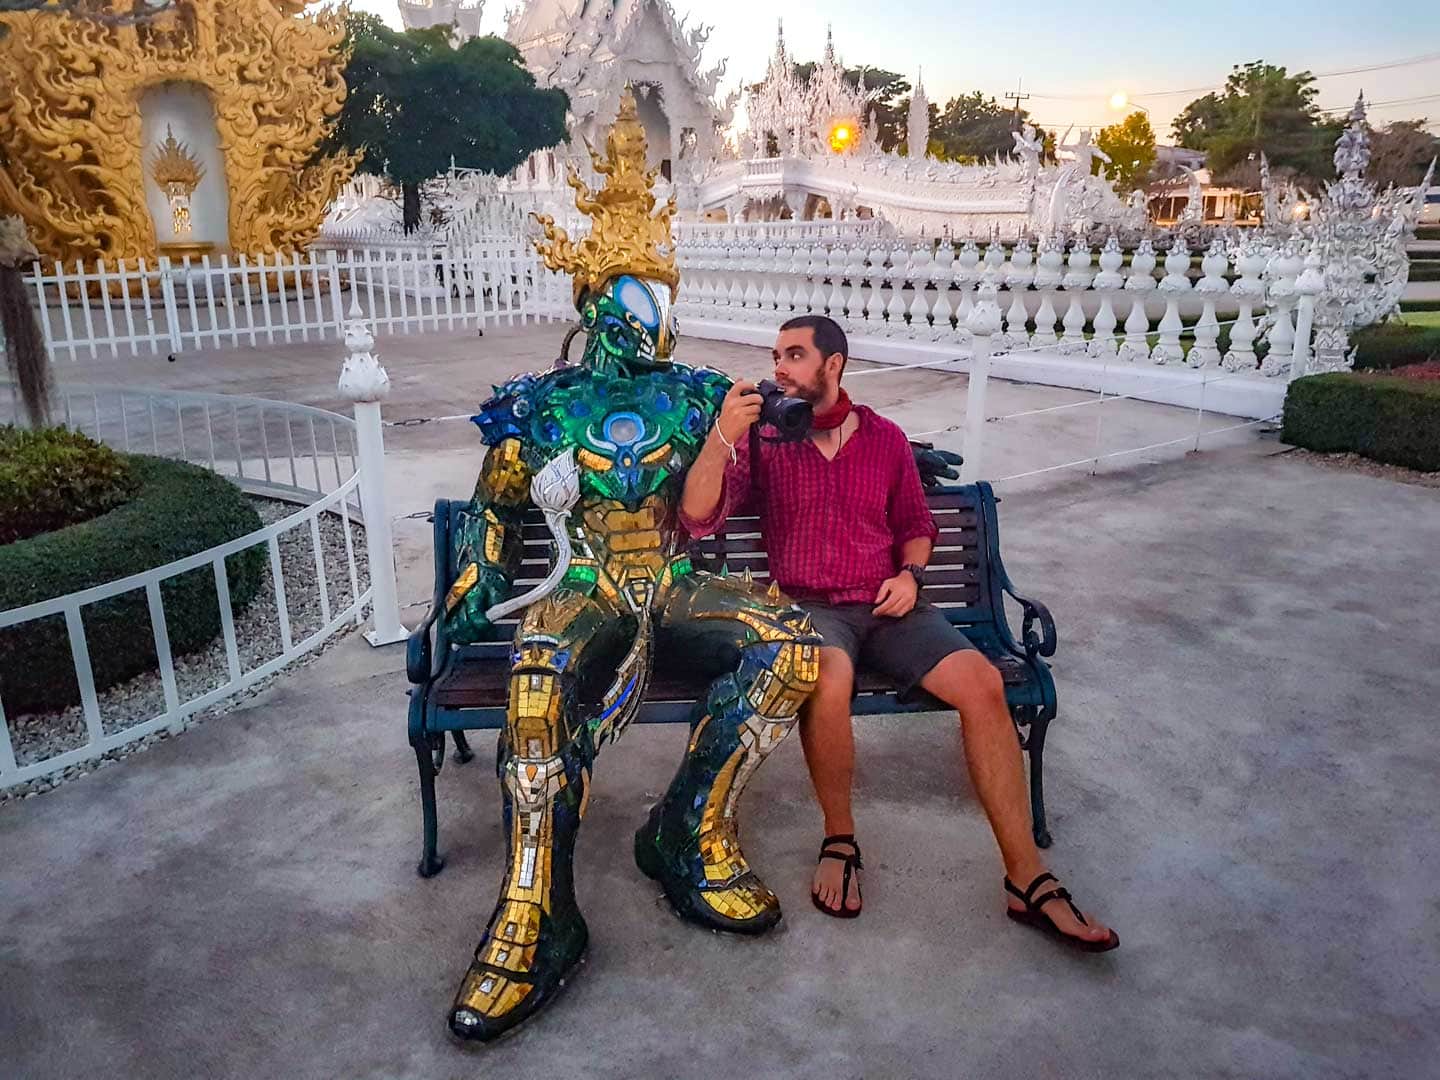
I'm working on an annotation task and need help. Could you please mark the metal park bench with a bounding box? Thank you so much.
[405,481,1059,878]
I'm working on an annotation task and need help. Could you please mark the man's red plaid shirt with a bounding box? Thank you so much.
[680,405,939,606]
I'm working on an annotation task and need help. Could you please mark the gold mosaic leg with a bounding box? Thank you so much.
[449,588,625,1042]
[636,574,820,934]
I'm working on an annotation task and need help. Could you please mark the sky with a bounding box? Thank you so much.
[343,0,1440,141]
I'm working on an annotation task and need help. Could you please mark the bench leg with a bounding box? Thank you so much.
[1025,713,1053,849]
[451,730,475,765]
[415,739,446,878]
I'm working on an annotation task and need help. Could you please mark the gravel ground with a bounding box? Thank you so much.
[1284,447,1440,488]
[1,497,370,804]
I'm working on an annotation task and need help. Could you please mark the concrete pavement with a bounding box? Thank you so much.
[3,327,1439,1077]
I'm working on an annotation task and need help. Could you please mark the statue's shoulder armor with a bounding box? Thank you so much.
[471,368,579,447]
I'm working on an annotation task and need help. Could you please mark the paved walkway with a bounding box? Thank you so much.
[4,328,1439,1077]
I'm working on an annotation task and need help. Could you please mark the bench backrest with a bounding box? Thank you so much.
[432,483,1005,647]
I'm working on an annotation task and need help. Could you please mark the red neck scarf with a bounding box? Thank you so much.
[811,388,853,432]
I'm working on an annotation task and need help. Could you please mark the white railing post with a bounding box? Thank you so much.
[1291,244,1325,383]
[158,256,183,357]
[337,299,408,646]
[959,268,1002,484]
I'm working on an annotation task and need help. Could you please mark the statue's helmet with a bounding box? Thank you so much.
[581,274,676,366]
[531,85,680,367]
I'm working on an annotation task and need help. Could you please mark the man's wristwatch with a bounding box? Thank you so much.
[901,563,927,589]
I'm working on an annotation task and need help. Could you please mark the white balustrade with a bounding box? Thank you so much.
[1059,241,1094,355]
[1223,244,1266,372]
[1120,239,1157,362]
[1261,246,1304,377]
[1190,240,1229,368]
[1089,235,1124,361]
[1153,242,1192,364]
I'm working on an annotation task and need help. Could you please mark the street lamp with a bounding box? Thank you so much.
[1109,92,1149,117]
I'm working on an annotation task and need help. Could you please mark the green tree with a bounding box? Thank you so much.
[1095,111,1157,191]
[928,91,1030,162]
[1173,61,1339,186]
[328,15,568,232]
[1366,119,1440,189]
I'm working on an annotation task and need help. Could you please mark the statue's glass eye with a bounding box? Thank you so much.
[614,275,660,334]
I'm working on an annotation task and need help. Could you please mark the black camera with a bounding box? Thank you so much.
[748,379,813,442]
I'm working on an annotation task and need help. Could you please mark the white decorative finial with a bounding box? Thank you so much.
[338,298,389,403]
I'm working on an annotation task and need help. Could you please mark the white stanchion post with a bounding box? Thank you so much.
[337,298,409,646]
[959,267,1003,484]
[1291,243,1325,383]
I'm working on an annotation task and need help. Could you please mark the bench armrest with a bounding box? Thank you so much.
[1002,580,1057,658]
[406,601,445,685]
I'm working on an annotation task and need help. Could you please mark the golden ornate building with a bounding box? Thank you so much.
[0,0,358,264]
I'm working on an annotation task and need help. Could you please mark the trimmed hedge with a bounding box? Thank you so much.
[0,456,265,714]
[1351,321,1440,371]
[0,426,139,544]
[1401,299,1440,313]
[1282,372,1440,472]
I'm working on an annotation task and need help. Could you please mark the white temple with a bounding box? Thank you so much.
[396,0,485,39]
[374,4,1145,240]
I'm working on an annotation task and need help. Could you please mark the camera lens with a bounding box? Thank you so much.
[755,380,813,442]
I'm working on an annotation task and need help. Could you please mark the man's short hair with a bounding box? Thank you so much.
[779,314,848,370]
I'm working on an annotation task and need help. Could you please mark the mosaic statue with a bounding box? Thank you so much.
[440,87,820,1042]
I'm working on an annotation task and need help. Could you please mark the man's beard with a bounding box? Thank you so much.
[780,372,831,404]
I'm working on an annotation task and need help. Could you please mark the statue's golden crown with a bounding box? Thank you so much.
[532,86,679,306]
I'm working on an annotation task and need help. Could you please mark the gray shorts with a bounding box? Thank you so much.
[804,599,975,701]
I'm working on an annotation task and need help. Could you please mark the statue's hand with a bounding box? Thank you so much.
[910,440,964,488]
[445,573,506,645]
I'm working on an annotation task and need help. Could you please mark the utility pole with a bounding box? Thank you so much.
[1004,79,1031,130]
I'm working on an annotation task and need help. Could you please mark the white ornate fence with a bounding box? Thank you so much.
[25,243,559,363]
[0,385,374,788]
[648,234,1330,421]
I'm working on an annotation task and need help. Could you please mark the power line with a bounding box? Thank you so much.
[1316,92,1440,114]
[1021,50,1440,102]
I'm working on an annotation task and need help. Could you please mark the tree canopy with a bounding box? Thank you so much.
[1173,61,1340,186]
[1095,111,1157,191]
[927,91,1036,163]
[328,14,568,231]
[1366,119,1440,190]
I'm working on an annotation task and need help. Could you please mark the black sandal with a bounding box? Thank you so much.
[812,834,863,919]
[1004,872,1119,953]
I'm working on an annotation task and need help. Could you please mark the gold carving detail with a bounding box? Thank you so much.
[0,1,359,263]
[532,86,679,306]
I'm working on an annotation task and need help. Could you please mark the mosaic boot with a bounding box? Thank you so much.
[448,732,590,1042]
[635,633,819,933]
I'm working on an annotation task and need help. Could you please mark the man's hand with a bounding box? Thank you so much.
[716,380,762,445]
[872,572,918,618]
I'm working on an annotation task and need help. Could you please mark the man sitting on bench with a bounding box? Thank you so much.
[680,315,1118,951]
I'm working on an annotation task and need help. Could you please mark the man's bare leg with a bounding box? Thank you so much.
[920,650,1112,943]
[798,646,862,913]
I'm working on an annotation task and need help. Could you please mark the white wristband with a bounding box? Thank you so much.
[714,423,738,465]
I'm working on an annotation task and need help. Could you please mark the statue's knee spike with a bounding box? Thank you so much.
[766,580,781,601]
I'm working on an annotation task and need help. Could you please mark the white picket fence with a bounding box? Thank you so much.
[0,384,376,789]
[25,243,570,364]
